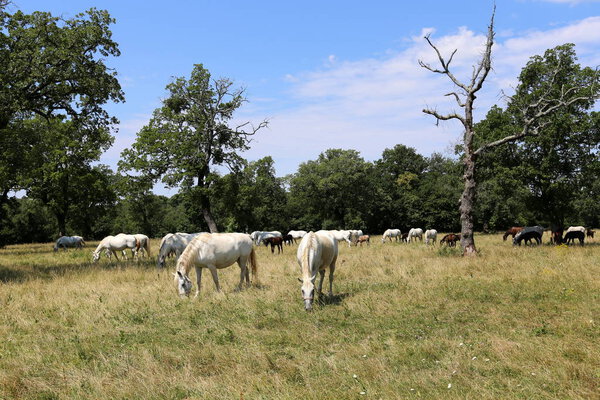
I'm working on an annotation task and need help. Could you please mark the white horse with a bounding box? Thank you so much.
[381,229,401,243]
[250,231,282,245]
[297,231,338,311]
[424,229,438,245]
[157,232,202,269]
[174,233,258,298]
[287,230,307,242]
[92,234,140,262]
[566,226,585,234]
[407,228,424,243]
[317,230,353,247]
[133,234,151,258]
[53,235,85,251]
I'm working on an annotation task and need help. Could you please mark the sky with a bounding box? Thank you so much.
[14,0,600,195]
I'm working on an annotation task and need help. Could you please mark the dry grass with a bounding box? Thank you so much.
[0,235,599,399]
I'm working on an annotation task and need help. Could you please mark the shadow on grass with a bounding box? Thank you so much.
[0,258,158,284]
[317,292,351,307]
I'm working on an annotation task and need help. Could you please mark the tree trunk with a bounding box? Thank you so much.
[200,194,218,233]
[57,212,67,237]
[460,151,477,256]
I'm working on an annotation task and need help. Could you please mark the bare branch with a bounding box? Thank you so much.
[445,92,466,107]
[423,108,466,126]
[471,4,495,93]
[419,35,470,92]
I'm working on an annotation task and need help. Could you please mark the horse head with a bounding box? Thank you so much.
[174,270,193,297]
[92,251,101,262]
[298,277,316,311]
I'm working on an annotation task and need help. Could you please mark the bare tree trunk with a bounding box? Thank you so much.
[460,151,477,255]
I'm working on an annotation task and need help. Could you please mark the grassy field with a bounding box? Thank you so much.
[0,234,598,399]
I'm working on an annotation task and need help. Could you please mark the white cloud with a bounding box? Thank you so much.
[243,16,600,176]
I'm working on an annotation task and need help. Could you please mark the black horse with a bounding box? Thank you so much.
[263,236,284,254]
[563,231,585,246]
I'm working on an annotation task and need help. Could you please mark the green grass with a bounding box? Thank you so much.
[0,235,599,399]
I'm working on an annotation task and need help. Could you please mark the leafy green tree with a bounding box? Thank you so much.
[119,64,267,232]
[288,149,374,231]
[21,117,113,236]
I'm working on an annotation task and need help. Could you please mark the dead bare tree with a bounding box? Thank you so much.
[419,7,598,255]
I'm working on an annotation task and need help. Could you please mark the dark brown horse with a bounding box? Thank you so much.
[440,233,460,247]
[551,229,563,245]
[282,234,294,245]
[263,236,284,254]
[587,229,595,240]
[503,227,523,241]
[401,232,409,242]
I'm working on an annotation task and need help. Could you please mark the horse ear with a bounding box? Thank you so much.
[297,278,303,283]
[176,270,184,279]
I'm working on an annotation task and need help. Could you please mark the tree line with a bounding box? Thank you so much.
[0,5,597,246]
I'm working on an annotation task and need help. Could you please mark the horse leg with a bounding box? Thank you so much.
[327,264,336,297]
[194,266,203,298]
[317,268,326,297]
[207,265,221,292]
[236,257,248,289]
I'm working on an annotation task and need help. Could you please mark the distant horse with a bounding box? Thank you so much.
[356,235,370,246]
[250,231,282,245]
[287,230,307,243]
[563,231,585,246]
[92,234,140,262]
[264,236,284,254]
[407,228,423,243]
[174,233,258,297]
[53,235,85,251]
[440,233,460,247]
[587,229,595,239]
[157,232,202,269]
[401,233,409,242]
[566,226,585,234]
[296,231,338,311]
[349,230,363,244]
[381,229,401,243]
[282,234,294,245]
[513,226,544,246]
[133,234,151,258]
[424,229,437,245]
[503,227,523,241]
[317,230,353,247]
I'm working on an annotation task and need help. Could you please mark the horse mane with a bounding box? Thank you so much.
[176,233,211,275]
[301,232,319,279]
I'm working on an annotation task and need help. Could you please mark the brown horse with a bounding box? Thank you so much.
[264,236,284,254]
[440,233,460,247]
[587,229,595,240]
[355,235,370,246]
[503,227,523,241]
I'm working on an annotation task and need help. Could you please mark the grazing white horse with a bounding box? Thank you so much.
[250,231,282,245]
[157,232,203,268]
[566,226,585,234]
[133,234,151,258]
[92,234,140,262]
[174,233,258,298]
[349,229,363,244]
[381,229,401,243]
[53,235,85,251]
[287,230,307,242]
[424,229,438,245]
[317,230,353,247]
[407,228,424,243]
[297,231,338,311]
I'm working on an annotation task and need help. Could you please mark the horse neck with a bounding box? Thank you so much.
[176,236,202,276]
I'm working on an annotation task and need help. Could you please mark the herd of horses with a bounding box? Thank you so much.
[503,225,593,246]
[51,224,594,310]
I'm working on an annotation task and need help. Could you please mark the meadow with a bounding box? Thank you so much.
[0,235,598,399]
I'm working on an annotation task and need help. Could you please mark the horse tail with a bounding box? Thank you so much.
[143,238,151,256]
[249,247,258,284]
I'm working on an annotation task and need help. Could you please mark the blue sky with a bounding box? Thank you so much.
[15,0,600,194]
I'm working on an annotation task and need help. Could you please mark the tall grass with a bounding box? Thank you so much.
[0,235,598,399]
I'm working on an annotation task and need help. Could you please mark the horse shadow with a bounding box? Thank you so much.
[317,292,351,307]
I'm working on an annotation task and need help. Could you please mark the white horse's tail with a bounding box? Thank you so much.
[143,238,151,257]
[249,247,258,284]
